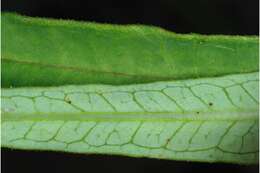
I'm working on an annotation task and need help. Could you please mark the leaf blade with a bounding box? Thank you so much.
[2,13,259,87]
[2,72,259,164]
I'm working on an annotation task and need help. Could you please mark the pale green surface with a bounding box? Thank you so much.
[2,72,259,164]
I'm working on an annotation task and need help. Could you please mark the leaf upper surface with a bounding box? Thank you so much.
[2,13,259,87]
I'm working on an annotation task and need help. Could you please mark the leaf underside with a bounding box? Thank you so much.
[2,72,259,164]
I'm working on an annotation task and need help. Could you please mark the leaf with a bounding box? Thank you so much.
[1,12,258,87]
[1,13,259,164]
[2,72,259,164]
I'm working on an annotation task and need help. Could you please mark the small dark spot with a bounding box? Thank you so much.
[196,111,200,114]
[65,97,72,104]
[166,138,171,144]
[209,102,213,106]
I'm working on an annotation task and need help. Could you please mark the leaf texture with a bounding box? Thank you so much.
[1,13,259,164]
[1,13,259,87]
[2,72,259,164]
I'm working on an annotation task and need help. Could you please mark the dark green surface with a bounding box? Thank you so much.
[2,13,259,87]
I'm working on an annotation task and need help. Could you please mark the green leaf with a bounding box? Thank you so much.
[2,12,258,87]
[2,72,259,164]
[1,13,259,164]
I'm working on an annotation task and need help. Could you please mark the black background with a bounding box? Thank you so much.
[2,0,259,35]
[1,0,259,173]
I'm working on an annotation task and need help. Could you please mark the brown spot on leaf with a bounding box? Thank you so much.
[65,97,72,104]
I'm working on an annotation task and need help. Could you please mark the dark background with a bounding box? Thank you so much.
[1,0,259,173]
[2,149,259,173]
[2,0,259,35]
